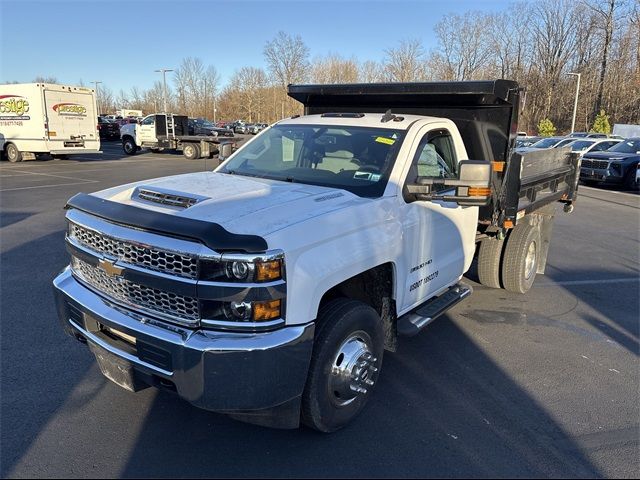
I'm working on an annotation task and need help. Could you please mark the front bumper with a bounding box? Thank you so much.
[580,166,623,183]
[53,267,314,413]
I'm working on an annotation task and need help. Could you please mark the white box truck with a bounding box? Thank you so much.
[0,83,101,162]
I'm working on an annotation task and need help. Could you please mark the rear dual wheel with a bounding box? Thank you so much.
[183,143,201,160]
[477,222,541,294]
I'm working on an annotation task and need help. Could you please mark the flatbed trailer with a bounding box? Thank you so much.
[121,113,233,160]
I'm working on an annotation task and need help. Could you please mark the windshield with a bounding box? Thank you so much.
[219,124,406,197]
[570,140,595,151]
[531,138,561,148]
[608,139,640,154]
[555,138,575,148]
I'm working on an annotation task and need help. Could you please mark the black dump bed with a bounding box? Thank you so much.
[288,80,579,229]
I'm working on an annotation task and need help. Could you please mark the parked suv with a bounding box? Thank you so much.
[580,138,640,190]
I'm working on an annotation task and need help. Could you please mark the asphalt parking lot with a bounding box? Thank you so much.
[1,141,638,478]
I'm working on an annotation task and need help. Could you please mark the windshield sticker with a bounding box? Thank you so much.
[375,137,395,145]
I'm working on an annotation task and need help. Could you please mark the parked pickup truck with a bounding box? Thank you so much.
[53,80,579,432]
[120,113,229,159]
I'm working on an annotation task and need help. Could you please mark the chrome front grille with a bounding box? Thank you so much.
[69,222,198,279]
[71,257,200,324]
[582,159,609,169]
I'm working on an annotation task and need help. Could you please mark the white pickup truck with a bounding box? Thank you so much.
[53,80,579,432]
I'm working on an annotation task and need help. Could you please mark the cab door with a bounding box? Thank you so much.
[137,115,157,144]
[397,124,479,313]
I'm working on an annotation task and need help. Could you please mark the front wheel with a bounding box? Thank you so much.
[623,167,639,192]
[302,299,384,433]
[6,143,22,163]
[122,137,137,155]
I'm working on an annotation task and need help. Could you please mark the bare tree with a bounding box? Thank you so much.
[311,53,359,83]
[383,39,427,81]
[33,76,58,83]
[433,12,494,80]
[359,60,385,82]
[264,31,310,87]
[585,0,626,117]
[530,0,580,117]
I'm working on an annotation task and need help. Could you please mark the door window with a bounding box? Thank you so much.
[141,116,155,126]
[406,129,457,193]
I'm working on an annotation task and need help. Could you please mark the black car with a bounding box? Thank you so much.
[188,118,233,137]
[580,138,640,190]
[97,117,120,140]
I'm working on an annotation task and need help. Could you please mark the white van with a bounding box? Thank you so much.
[0,83,101,162]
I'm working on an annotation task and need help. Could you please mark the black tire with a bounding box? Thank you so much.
[122,137,137,155]
[477,236,505,289]
[150,148,161,153]
[183,143,200,160]
[502,222,540,294]
[6,143,22,163]
[623,167,639,192]
[301,298,384,433]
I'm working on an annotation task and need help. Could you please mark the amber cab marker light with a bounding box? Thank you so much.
[468,187,492,197]
[253,299,281,321]
[255,260,282,282]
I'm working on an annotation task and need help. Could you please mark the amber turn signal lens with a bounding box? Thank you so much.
[255,260,282,281]
[468,187,491,196]
[253,299,281,321]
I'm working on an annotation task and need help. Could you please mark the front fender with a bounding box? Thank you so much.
[266,198,403,325]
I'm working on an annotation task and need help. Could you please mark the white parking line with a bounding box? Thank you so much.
[580,185,639,198]
[0,168,96,181]
[0,180,98,192]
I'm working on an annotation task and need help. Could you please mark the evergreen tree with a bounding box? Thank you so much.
[590,110,611,134]
[537,118,556,137]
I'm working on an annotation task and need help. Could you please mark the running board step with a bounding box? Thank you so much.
[397,283,473,337]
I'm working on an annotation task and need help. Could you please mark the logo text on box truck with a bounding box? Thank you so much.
[52,103,87,116]
[0,95,30,120]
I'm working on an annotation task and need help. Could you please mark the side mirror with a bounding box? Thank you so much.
[218,142,234,162]
[406,160,492,206]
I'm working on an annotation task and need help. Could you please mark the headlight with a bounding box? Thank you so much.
[201,298,282,323]
[200,251,284,283]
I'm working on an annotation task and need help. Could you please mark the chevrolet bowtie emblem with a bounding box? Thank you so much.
[98,259,124,277]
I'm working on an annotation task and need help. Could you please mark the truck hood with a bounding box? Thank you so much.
[92,171,369,237]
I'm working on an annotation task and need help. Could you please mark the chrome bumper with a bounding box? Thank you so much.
[53,267,314,413]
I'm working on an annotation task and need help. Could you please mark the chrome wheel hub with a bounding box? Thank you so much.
[525,240,537,279]
[328,331,378,407]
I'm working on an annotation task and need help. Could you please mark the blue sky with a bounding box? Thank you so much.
[1,0,510,93]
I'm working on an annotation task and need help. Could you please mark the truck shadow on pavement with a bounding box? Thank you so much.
[118,317,602,478]
[0,230,98,477]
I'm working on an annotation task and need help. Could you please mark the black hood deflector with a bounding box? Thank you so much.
[66,193,269,253]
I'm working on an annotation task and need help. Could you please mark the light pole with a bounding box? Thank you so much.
[154,68,173,113]
[92,81,102,114]
[567,72,581,134]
